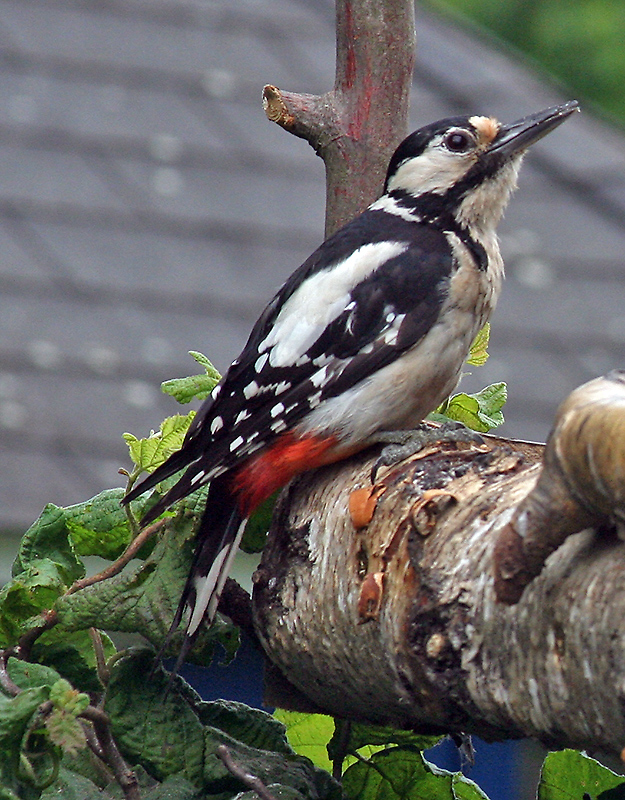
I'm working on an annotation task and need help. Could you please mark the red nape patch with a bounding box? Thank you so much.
[231,432,342,516]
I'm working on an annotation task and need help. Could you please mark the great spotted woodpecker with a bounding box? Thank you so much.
[123,102,578,668]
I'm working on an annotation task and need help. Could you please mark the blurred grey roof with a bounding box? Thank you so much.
[1,0,624,530]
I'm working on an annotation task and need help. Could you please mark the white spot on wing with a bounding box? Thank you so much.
[243,381,259,399]
[235,409,250,424]
[275,381,290,395]
[270,419,288,433]
[230,435,244,452]
[308,391,322,408]
[384,329,399,346]
[311,366,329,387]
[210,416,223,434]
[271,402,285,417]
[255,353,268,372]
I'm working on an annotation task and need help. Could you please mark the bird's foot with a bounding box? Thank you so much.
[370,421,484,483]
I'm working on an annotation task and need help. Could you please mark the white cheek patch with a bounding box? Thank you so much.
[258,241,409,368]
[387,145,476,197]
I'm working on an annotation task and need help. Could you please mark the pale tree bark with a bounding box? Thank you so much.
[262,0,415,235]
[252,373,625,756]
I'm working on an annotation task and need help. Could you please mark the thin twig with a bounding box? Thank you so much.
[81,706,141,800]
[89,627,110,685]
[65,519,164,597]
[12,518,165,660]
[81,720,106,762]
[331,719,352,780]
[14,608,58,661]
[216,745,278,800]
[0,652,22,696]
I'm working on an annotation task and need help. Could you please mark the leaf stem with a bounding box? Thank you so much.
[331,718,352,779]
[216,744,278,800]
[64,518,164,598]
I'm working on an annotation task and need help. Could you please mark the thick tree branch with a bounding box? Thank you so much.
[252,373,625,756]
[494,371,625,602]
[263,0,415,235]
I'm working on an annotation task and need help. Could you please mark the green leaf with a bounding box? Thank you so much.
[275,711,335,772]
[64,489,134,560]
[241,493,277,553]
[161,351,221,405]
[48,679,89,715]
[434,382,507,433]
[7,658,62,692]
[0,682,56,796]
[32,627,116,694]
[538,750,625,799]
[203,729,340,800]
[55,516,238,663]
[41,766,197,799]
[466,323,490,367]
[40,767,106,799]
[199,700,291,754]
[6,661,87,784]
[328,721,442,759]
[0,560,69,647]
[105,651,206,785]
[105,651,339,798]
[12,504,84,584]
[123,412,195,474]
[141,775,203,799]
[44,706,87,757]
[342,746,488,800]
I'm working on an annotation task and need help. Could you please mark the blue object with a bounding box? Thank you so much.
[426,736,521,800]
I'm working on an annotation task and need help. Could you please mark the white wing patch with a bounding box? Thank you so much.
[257,241,409,368]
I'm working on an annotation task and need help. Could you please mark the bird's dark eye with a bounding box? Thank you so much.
[444,131,472,152]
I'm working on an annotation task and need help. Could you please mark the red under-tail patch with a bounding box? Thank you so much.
[231,432,343,516]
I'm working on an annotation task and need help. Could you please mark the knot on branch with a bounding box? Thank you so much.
[494,371,625,603]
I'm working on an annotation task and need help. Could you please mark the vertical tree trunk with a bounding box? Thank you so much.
[263,0,416,235]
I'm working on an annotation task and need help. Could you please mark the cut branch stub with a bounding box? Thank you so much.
[261,86,339,153]
[494,371,625,604]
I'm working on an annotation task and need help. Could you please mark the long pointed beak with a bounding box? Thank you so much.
[489,101,579,158]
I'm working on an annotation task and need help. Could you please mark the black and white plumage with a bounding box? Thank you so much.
[123,102,579,669]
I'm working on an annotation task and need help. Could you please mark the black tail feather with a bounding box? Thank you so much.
[150,475,246,683]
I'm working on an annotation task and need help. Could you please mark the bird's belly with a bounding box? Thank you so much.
[297,309,481,447]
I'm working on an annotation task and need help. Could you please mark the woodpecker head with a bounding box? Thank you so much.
[384,102,579,232]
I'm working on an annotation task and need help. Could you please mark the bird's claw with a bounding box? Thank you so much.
[370,421,484,483]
